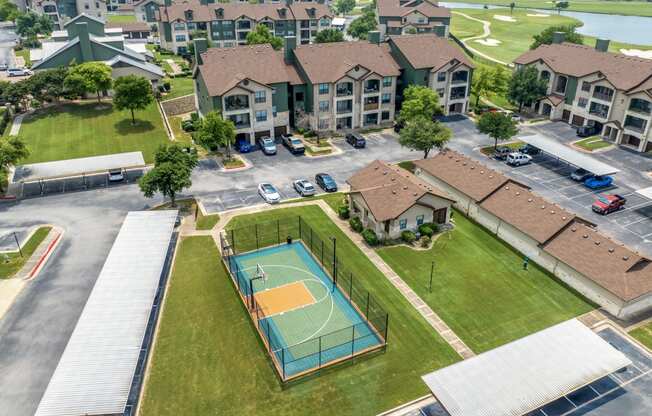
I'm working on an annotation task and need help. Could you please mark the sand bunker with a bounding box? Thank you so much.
[620,49,652,60]
[527,13,549,17]
[493,15,517,22]
[475,38,502,46]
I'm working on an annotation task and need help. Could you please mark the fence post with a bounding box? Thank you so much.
[255,223,259,250]
[282,348,286,380]
[249,279,255,308]
[351,325,356,355]
[384,314,389,344]
[365,293,370,319]
[349,273,353,299]
[267,320,272,352]
[310,227,313,251]
[277,219,280,245]
[298,216,302,240]
[230,229,236,254]
[318,336,322,368]
[321,240,324,266]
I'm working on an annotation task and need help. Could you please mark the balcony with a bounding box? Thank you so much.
[449,86,467,101]
[228,115,250,129]
[336,101,353,114]
[364,80,380,94]
[336,84,353,97]
[588,102,609,119]
[592,87,614,102]
[364,102,379,111]
[624,115,648,133]
[628,99,652,116]
[451,71,468,85]
[224,95,249,112]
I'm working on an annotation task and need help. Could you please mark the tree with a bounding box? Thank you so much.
[113,75,154,125]
[507,66,548,111]
[398,85,442,123]
[314,28,344,43]
[476,112,518,149]
[0,0,18,22]
[0,137,29,192]
[64,62,113,103]
[194,111,237,158]
[509,2,515,14]
[2,81,29,112]
[138,144,198,206]
[333,0,355,15]
[471,65,509,108]
[530,24,583,49]
[15,11,53,38]
[246,24,283,50]
[27,67,69,104]
[399,116,452,159]
[347,8,376,40]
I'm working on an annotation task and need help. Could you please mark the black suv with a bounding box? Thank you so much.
[345,133,366,148]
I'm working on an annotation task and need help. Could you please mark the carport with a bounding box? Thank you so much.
[421,319,631,416]
[519,133,620,176]
[11,152,147,198]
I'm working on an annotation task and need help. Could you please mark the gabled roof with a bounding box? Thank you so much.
[414,150,510,202]
[544,221,652,302]
[106,55,165,77]
[377,0,450,19]
[347,160,454,222]
[514,42,652,92]
[293,41,400,84]
[63,13,105,28]
[480,181,575,244]
[197,44,302,96]
[389,34,473,71]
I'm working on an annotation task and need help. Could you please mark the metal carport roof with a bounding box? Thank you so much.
[13,151,146,182]
[519,133,620,176]
[34,210,177,416]
[421,319,631,416]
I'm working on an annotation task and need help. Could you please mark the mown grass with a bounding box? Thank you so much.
[107,14,137,23]
[163,77,195,101]
[630,323,652,350]
[0,227,51,279]
[444,0,652,17]
[574,136,612,151]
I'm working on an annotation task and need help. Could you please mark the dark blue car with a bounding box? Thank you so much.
[315,173,337,192]
[235,137,252,153]
[584,175,613,189]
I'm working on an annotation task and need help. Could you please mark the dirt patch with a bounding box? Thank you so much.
[493,14,516,22]
[475,38,502,46]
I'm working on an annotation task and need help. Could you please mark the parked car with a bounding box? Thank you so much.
[506,152,532,166]
[293,179,316,196]
[108,168,124,182]
[0,63,7,71]
[7,68,31,77]
[577,124,601,137]
[235,137,252,153]
[518,144,540,155]
[584,175,613,189]
[570,168,594,182]
[315,173,337,192]
[257,136,277,155]
[281,133,305,154]
[258,182,281,204]
[493,146,512,160]
[345,132,366,148]
[592,194,626,215]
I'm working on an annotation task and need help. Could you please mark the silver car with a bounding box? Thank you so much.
[258,182,281,204]
[293,179,316,196]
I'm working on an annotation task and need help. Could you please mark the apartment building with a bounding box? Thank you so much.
[193,33,473,142]
[388,34,473,114]
[157,0,332,54]
[376,0,450,39]
[514,35,652,153]
[27,0,107,29]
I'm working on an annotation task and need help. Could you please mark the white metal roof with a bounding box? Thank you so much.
[34,211,177,416]
[13,151,146,182]
[332,17,346,26]
[636,186,652,199]
[519,133,620,176]
[422,319,631,416]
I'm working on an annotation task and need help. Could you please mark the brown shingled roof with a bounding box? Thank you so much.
[197,44,302,96]
[293,41,401,84]
[377,0,450,19]
[106,21,151,32]
[347,160,454,222]
[480,181,575,244]
[514,42,652,92]
[544,221,652,301]
[414,150,509,202]
[389,34,474,71]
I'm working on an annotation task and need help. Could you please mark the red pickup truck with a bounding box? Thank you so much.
[592,194,626,215]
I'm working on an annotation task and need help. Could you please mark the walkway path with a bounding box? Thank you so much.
[452,11,510,66]
[202,199,476,359]
[9,112,25,136]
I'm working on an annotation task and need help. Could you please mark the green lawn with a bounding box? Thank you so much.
[168,115,193,145]
[141,205,461,416]
[19,102,169,164]
[377,212,594,353]
[0,227,51,279]
[107,14,137,23]
[444,0,652,17]
[196,211,220,230]
[281,192,347,213]
[630,323,652,350]
[575,136,613,151]
[14,48,31,68]
[163,77,194,101]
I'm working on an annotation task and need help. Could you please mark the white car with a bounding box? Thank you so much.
[7,68,31,77]
[293,179,316,196]
[258,182,281,204]
[108,168,125,182]
[506,152,532,166]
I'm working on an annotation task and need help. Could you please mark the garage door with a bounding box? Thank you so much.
[571,115,585,127]
[254,130,270,139]
[562,110,571,122]
[274,126,287,137]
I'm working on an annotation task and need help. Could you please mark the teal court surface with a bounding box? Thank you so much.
[227,241,387,380]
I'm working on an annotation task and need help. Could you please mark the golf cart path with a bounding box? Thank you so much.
[452,11,510,66]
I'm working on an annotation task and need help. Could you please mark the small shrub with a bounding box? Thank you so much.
[420,235,431,248]
[190,112,199,122]
[296,127,305,135]
[157,85,166,93]
[349,217,363,232]
[303,130,316,138]
[418,224,434,237]
[362,229,379,246]
[163,80,171,91]
[182,119,195,132]
[401,230,416,244]
[338,205,350,219]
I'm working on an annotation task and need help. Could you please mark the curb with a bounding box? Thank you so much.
[24,228,64,281]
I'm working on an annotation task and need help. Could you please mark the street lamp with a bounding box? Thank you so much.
[330,236,337,291]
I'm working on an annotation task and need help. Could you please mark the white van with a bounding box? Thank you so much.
[506,152,532,166]
[7,68,31,77]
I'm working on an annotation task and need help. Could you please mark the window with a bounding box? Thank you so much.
[364,79,380,93]
[254,90,266,103]
[223,41,234,47]
[436,88,445,98]
[318,119,329,130]
[336,82,353,96]
[437,72,446,82]
[173,23,185,31]
[629,98,652,115]
[416,215,424,226]
[84,3,89,9]
[581,81,591,92]
[578,98,588,108]
[555,75,568,94]
[272,106,277,117]
[223,20,234,28]
[540,70,551,81]
[320,18,330,27]
[224,94,249,111]
[383,77,392,87]
[399,219,407,230]
[624,115,647,133]
[381,93,391,104]
[593,85,614,102]
[237,20,251,30]
[319,100,329,112]
[295,91,304,102]
[255,110,267,122]
[589,101,610,118]
[450,86,466,100]
[336,100,353,114]
[95,2,99,8]
[451,71,468,84]
[175,35,187,42]
[228,113,250,128]
[318,83,329,95]
[381,111,390,121]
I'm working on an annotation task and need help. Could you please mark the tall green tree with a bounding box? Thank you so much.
[64,62,113,103]
[398,85,442,123]
[347,8,376,40]
[507,66,548,112]
[113,75,154,125]
[15,11,53,38]
[0,137,29,192]
[27,67,69,104]
[314,28,344,43]
[0,0,18,22]
[471,65,510,108]
[138,144,198,206]
[477,112,519,149]
[530,25,583,49]
[194,111,237,158]
[2,81,29,112]
[399,116,452,159]
[245,25,283,50]
[333,0,356,15]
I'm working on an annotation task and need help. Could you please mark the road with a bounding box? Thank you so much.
[0,26,17,68]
